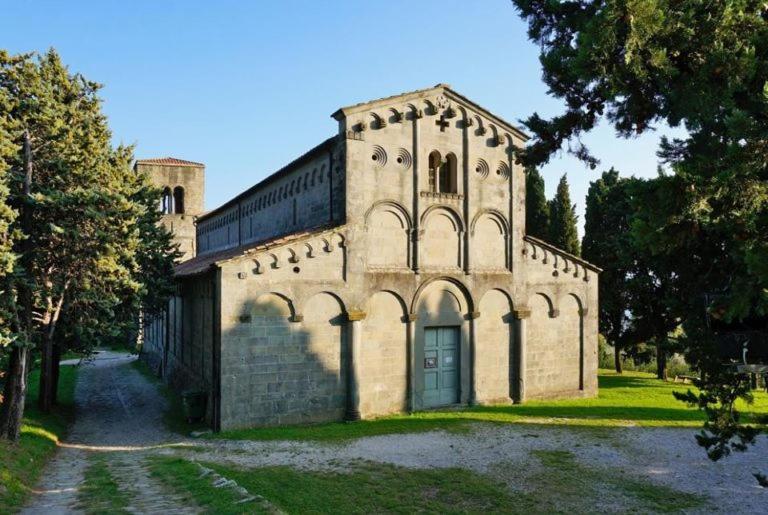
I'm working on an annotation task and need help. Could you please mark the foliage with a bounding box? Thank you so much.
[548,174,580,255]
[583,169,637,371]
[511,0,768,461]
[0,48,178,438]
[525,166,550,239]
[0,364,77,513]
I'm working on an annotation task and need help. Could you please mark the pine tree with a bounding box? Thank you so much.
[525,167,549,239]
[512,0,768,463]
[548,174,580,255]
[0,49,178,438]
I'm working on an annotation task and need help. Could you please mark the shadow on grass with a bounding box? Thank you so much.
[208,371,768,443]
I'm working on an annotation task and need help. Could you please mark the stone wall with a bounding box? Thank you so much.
[154,85,600,430]
[196,138,345,256]
[521,237,599,399]
[138,161,205,261]
[141,272,216,423]
[215,230,348,429]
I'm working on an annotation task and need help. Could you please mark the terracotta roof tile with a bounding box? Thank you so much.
[135,157,205,167]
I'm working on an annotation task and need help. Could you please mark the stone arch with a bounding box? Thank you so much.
[474,115,486,136]
[420,206,463,269]
[476,288,514,403]
[365,201,411,269]
[252,292,295,318]
[423,99,437,116]
[534,292,557,318]
[411,277,473,315]
[173,186,185,214]
[161,187,172,214]
[299,291,348,420]
[427,150,441,192]
[387,107,402,124]
[440,153,458,193]
[565,293,585,391]
[361,290,409,416]
[471,210,509,270]
[487,124,500,147]
[405,103,420,121]
[413,278,473,408]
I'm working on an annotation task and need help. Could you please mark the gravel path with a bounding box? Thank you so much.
[21,350,767,514]
[22,350,195,514]
[182,424,767,513]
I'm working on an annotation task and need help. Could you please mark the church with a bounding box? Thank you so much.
[139,84,601,431]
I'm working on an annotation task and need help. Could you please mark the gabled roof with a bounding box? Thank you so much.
[135,157,205,167]
[331,83,529,140]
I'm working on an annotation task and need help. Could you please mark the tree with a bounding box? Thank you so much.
[0,49,178,439]
[511,0,768,463]
[525,167,549,239]
[548,174,580,255]
[582,169,634,372]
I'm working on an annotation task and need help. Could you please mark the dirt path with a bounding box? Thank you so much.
[22,350,195,514]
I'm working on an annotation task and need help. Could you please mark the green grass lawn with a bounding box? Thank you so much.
[210,370,768,442]
[0,364,78,514]
[149,452,707,514]
[149,456,526,514]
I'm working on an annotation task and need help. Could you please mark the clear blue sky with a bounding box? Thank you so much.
[1,0,675,235]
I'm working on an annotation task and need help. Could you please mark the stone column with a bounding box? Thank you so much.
[345,310,366,421]
[406,313,418,412]
[467,311,481,405]
[412,111,421,274]
[512,307,531,403]
[578,307,588,391]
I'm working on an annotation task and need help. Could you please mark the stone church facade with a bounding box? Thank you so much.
[141,84,601,431]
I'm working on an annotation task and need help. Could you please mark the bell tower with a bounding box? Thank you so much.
[134,157,205,261]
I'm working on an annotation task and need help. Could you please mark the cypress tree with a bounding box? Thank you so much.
[525,167,549,239]
[548,174,580,255]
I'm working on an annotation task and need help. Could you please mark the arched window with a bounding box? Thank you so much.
[173,186,185,214]
[161,187,172,214]
[428,151,441,192]
[440,153,458,193]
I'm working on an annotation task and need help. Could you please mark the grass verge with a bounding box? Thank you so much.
[210,370,768,443]
[0,364,78,514]
[149,456,523,514]
[76,454,131,514]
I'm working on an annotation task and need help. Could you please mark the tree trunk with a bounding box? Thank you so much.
[0,347,30,440]
[38,335,54,412]
[656,341,667,380]
[39,292,66,412]
[51,343,61,405]
[614,345,623,374]
[0,130,35,441]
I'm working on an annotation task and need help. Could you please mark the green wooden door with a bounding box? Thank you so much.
[423,327,460,408]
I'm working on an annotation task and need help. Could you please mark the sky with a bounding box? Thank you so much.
[1,0,678,235]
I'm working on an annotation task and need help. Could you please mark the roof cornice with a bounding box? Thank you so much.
[331,83,529,141]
